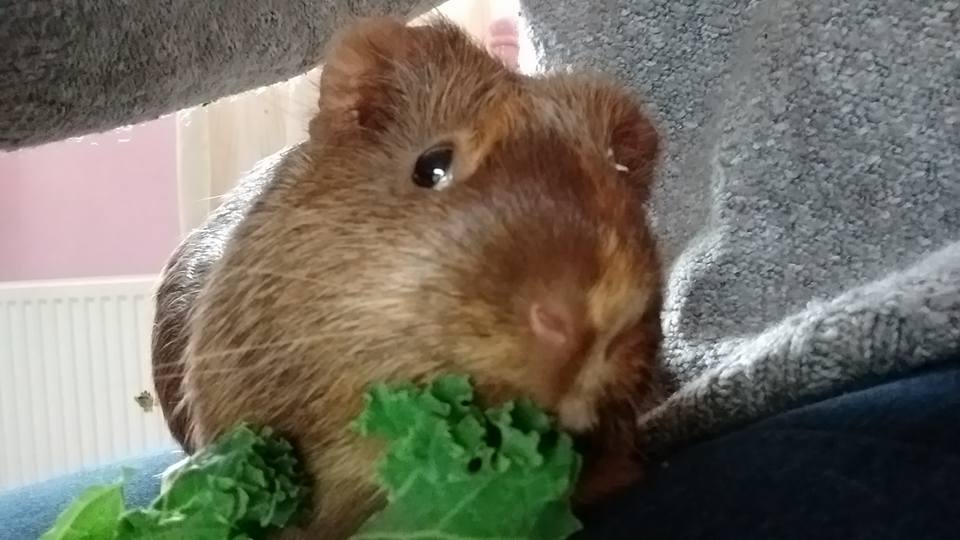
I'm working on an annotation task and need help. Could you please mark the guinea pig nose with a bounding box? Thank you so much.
[529,300,575,352]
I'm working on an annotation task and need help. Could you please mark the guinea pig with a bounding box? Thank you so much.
[151,16,663,539]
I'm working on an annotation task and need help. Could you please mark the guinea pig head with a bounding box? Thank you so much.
[308,18,663,429]
[183,17,662,506]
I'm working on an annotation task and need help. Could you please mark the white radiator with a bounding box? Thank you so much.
[0,275,175,491]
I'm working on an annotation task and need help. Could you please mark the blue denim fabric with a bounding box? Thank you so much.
[578,361,960,539]
[0,451,181,540]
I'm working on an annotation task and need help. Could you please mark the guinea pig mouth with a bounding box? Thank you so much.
[572,433,594,456]
[553,352,618,434]
[569,424,611,460]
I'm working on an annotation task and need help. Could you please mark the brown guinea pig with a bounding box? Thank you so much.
[151,16,663,539]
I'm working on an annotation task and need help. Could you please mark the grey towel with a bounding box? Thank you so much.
[0,0,426,149]
[2,0,958,455]
[522,0,960,451]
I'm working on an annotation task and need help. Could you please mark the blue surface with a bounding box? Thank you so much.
[579,361,960,539]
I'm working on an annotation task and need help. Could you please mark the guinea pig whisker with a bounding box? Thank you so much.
[189,335,381,361]
[217,265,329,285]
[216,259,474,306]
[152,365,302,383]
[260,204,365,226]
[151,356,335,383]
[151,324,474,372]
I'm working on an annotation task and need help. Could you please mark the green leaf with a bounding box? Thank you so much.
[40,482,124,540]
[117,424,308,539]
[351,374,583,540]
[39,374,580,540]
[39,424,308,540]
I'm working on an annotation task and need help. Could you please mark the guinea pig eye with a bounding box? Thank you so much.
[412,145,454,189]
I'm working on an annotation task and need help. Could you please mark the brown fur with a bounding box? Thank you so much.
[152,17,664,539]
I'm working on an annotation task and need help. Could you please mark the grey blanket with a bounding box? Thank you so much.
[2,0,958,455]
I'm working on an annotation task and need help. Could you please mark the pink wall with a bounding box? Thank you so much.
[0,117,180,282]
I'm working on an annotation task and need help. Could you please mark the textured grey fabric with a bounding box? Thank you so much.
[2,0,958,456]
[0,0,424,149]
[522,0,960,452]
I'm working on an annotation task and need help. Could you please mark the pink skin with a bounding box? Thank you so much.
[486,17,520,71]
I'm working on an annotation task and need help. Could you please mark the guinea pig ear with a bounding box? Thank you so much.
[609,99,660,201]
[309,17,411,140]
